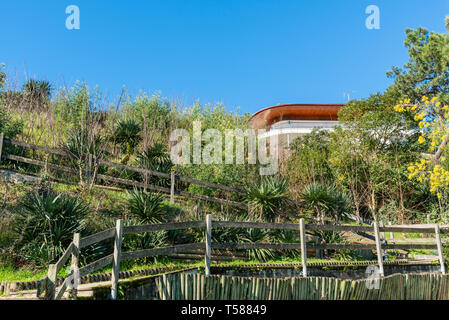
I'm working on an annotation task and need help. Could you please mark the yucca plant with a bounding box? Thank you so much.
[137,143,173,187]
[128,188,165,224]
[238,228,276,262]
[245,176,288,222]
[12,190,90,266]
[301,183,350,224]
[63,127,107,188]
[23,79,52,108]
[111,119,142,161]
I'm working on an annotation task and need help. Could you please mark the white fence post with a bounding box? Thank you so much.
[435,224,446,274]
[374,222,384,277]
[69,233,80,300]
[170,171,175,204]
[299,218,307,277]
[111,219,123,300]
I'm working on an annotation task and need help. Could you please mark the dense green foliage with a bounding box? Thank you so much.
[2,20,449,273]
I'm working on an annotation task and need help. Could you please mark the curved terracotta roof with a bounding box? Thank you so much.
[250,103,345,129]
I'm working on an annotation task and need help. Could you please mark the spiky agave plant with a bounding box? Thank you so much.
[245,176,288,222]
[301,183,350,224]
[238,228,276,262]
[13,190,90,266]
[128,188,165,224]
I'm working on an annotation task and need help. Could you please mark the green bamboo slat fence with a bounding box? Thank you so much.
[150,272,449,300]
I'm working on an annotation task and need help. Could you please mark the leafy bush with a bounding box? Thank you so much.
[245,176,288,222]
[128,188,165,224]
[0,106,23,139]
[0,63,5,90]
[287,129,333,190]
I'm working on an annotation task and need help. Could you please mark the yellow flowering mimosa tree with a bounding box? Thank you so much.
[395,96,449,199]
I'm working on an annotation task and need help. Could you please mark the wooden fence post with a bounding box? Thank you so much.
[87,154,93,185]
[68,233,80,300]
[205,214,212,276]
[170,171,175,204]
[299,218,307,277]
[379,221,386,257]
[0,133,4,163]
[111,219,123,300]
[434,224,446,274]
[45,264,57,300]
[373,222,384,277]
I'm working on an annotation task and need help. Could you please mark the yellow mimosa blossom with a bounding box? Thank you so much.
[418,136,426,144]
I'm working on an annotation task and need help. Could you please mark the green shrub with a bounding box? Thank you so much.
[245,176,288,222]
[12,189,90,266]
[128,188,165,224]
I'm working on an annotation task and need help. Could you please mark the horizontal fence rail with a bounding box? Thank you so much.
[0,136,270,210]
[36,215,448,300]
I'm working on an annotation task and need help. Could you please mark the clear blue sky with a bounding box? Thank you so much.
[1,0,448,114]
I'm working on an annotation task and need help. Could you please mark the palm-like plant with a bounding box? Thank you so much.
[301,183,350,224]
[13,190,90,266]
[128,188,165,224]
[137,143,173,187]
[63,128,107,188]
[111,119,142,161]
[245,176,288,222]
[138,143,172,170]
[23,79,52,108]
[238,228,276,262]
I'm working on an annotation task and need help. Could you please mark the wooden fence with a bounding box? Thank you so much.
[0,135,251,209]
[153,272,449,300]
[36,216,447,300]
